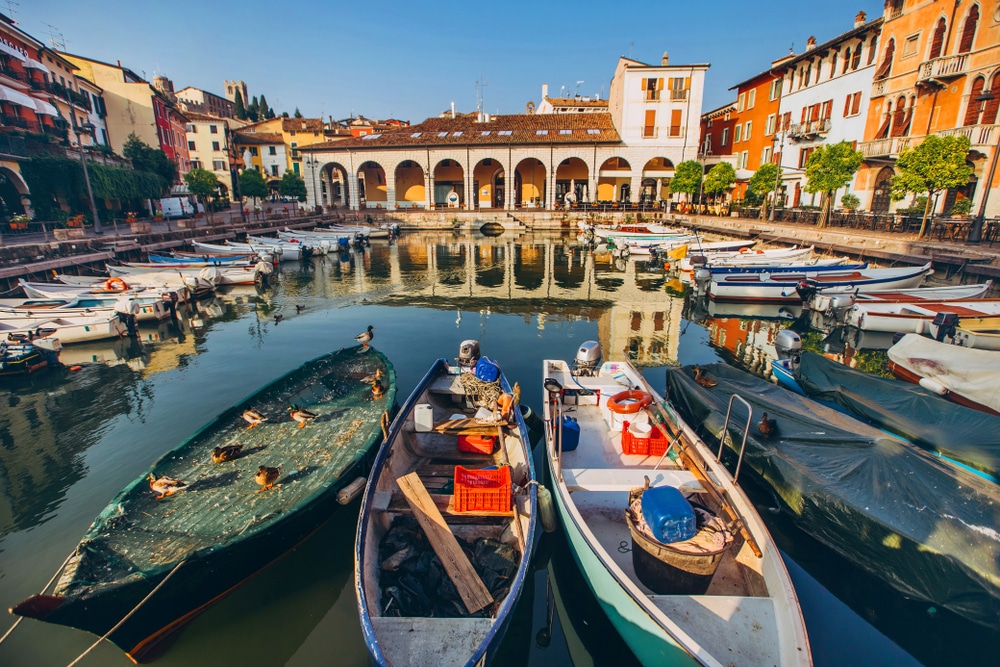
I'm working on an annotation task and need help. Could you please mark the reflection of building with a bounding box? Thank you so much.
[301,52,708,211]
[703,314,786,377]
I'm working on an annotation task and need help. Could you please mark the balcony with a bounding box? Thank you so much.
[787,118,831,140]
[858,136,913,159]
[917,54,969,87]
[937,124,999,151]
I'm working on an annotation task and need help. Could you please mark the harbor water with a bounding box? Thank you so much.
[0,230,992,666]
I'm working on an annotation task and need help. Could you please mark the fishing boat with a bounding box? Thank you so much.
[0,312,128,344]
[707,263,932,303]
[108,263,265,287]
[931,315,1000,350]
[678,246,815,273]
[887,333,1000,416]
[0,295,171,322]
[842,299,1000,333]
[11,344,397,662]
[355,342,537,666]
[541,342,811,666]
[147,253,259,266]
[0,332,61,375]
[666,361,1000,630]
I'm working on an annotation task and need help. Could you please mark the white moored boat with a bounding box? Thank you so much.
[708,263,933,303]
[542,341,810,666]
[844,299,1000,333]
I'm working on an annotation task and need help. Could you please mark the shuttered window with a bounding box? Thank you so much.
[964,77,986,126]
[958,5,979,53]
[644,109,656,137]
[669,109,683,137]
[929,19,946,59]
[874,40,894,80]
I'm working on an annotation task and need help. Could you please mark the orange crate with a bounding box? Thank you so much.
[621,420,671,456]
[453,465,511,513]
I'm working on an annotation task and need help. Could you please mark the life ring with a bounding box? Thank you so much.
[607,390,653,414]
[104,277,128,292]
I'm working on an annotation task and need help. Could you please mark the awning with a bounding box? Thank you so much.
[734,168,755,180]
[0,39,28,62]
[24,58,50,73]
[33,98,59,116]
[0,84,39,109]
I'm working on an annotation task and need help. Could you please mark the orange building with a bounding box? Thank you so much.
[856,0,1000,220]
[727,65,785,200]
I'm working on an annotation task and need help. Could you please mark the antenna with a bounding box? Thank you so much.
[44,23,67,50]
[4,1,19,21]
[629,42,635,59]
[575,80,584,96]
[475,75,488,114]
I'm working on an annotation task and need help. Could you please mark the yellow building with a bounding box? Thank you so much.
[232,117,326,189]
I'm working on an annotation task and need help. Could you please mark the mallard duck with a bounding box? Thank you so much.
[693,365,717,388]
[242,408,268,429]
[361,367,384,384]
[372,377,384,399]
[288,404,317,428]
[758,412,778,437]
[274,313,283,324]
[355,325,375,349]
[147,473,188,499]
[295,304,306,313]
[212,443,243,463]
[255,465,280,491]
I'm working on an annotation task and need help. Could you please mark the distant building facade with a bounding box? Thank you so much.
[176,86,235,118]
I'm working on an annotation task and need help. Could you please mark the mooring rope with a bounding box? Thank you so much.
[0,551,75,645]
[65,559,188,667]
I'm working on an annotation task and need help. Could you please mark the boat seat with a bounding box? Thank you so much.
[427,373,469,396]
[370,617,494,665]
[371,490,513,519]
[561,467,702,493]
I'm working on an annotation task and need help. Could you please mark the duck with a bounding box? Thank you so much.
[361,367,384,385]
[255,465,280,491]
[212,443,243,463]
[242,408,268,429]
[274,313,284,324]
[693,365,717,388]
[288,404,318,428]
[371,373,385,399]
[355,325,375,350]
[758,412,778,437]
[295,304,306,313]
[147,473,188,499]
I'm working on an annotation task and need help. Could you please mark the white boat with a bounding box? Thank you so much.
[707,263,933,303]
[679,246,813,272]
[844,299,1000,333]
[191,240,285,261]
[108,264,262,286]
[0,295,170,322]
[225,240,304,261]
[0,312,127,344]
[586,222,687,240]
[249,234,327,255]
[542,341,810,666]
[21,279,191,305]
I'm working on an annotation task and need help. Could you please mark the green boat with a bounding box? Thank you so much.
[11,345,396,662]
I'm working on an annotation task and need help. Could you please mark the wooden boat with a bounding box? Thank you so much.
[542,342,811,666]
[585,222,686,240]
[0,312,128,343]
[0,295,171,322]
[11,345,397,662]
[843,299,1000,333]
[227,240,306,261]
[355,349,538,666]
[888,333,1000,415]
[56,271,215,297]
[679,246,814,272]
[707,263,932,303]
[0,333,61,375]
[147,254,258,267]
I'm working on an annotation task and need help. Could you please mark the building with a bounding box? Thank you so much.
[698,102,738,167]
[854,0,1000,220]
[535,85,607,114]
[224,80,248,106]
[232,116,330,195]
[185,112,247,200]
[299,52,709,211]
[176,85,235,118]
[726,63,785,200]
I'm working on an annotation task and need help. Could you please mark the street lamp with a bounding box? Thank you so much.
[968,90,997,244]
[769,126,786,222]
[305,156,319,212]
[73,122,102,234]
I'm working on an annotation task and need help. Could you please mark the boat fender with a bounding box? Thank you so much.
[69,365,83,371]
[337,476,367,505]
[607,390,653,414]
[918,377,948,396]
[537,485,557,533]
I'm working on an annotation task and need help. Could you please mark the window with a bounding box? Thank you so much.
[499,130,513,136]
[734,124,742,143]
[740,151,749,169]
[411,132,422,138]
[769,78,782,101]
[868,34,878,65]
[452,131,463,136]
[929,19,946,59]
[670,77,688,101]
[212,141,220,151]
[747,89,756,109]
[270,165,278,176]
[721,127,729,146]
[844,91,863,116]
[188,140,195,150]
[290,130,296,136]
[290,142,298,158]
[804,63,811,87]
[268,146,276,155]
[559,129,572,135]
[643,77,660,101]
[851,41,863,68]
[250,147,258,156]
[744,120,752,140]
[821,100,832,120]
[830,52,838,78]
[762,146,772,164]
[437,131,448,137]
[190,160,202,169]
[587,129,600,135]
[213,159,226,170]
[536,129,548,135]
[293,162,299,174]
[843,48,851,74]
[480,131,490,136]
[737,92,745,112]
[186,124,196,132]
[669,109,682,137]
[209,125,218,134]
[958,5,979,53]
[766,113,776,135]
[644,109,656,137]
[902,34,919,58]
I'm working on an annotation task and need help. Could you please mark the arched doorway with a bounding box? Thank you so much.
[871,166,894,212]
[641,157,674,204]
[266,178,281,202]
[472,158,504,209]
[394,160,425,208]
[434,159,465,208]
[0,168,28,220]
[514,158,546,208]
[358,161,387,207]
[324,163,349,208]
[597,157,631,202]
[554,157,589,206]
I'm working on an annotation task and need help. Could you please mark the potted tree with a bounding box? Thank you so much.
[947,198,973,218]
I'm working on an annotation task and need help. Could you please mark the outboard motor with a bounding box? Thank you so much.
[774,329,802,371]
[794,280,819,303]
[573,341,602,376]
[693,268,711,292]
[932,312,959,342]
[457,339,481,370]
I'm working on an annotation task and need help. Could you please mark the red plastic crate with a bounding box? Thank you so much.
[453,465,512,513]
[458,433,496,454]
[621,420,671,456]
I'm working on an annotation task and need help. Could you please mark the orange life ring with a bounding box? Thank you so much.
[607,390,653,414]
[104,277,128,292]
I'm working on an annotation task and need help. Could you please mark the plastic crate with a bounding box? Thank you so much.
[453,465,511,513]
[621,420,672,456]
[458,433,496,454]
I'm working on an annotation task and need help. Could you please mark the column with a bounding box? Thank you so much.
[386,172,397,209]
[348,173,361,211]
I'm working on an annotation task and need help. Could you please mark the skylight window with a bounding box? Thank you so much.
[362,134,381,140]
[587,129,600,135]
[411,132,422,138]
[452,131,463,137]
[559,129,572,135]
[481,131,491,136]
[498,130,513,136]
[437,131,449,137]
[536,129,549,135]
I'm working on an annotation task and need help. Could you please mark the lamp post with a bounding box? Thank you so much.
[305,156,319,213]
[968,90,997,244]
[73,122,102,234]
[769,126,786,222]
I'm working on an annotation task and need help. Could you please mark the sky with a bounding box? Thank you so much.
[23,0,886,125]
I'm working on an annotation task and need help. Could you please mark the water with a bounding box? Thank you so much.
[0,231,990,666]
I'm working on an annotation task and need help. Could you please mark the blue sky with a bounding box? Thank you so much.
[24,0,885,124]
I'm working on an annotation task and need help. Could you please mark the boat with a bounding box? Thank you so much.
[842,299,1000,333]
[0,312,128,344]
[0,295,172,322]
[11,344,397,662]
[355,343,537,666]
[227,239,307,261]
[541,341,811,665]
[585,222,687,240]
[108,263,265,287]
[665,361,1000,630]
[706,263,932,303]
[696,258,860,278]
[57,271,215,297]
[679,246,815,273]
[147,254,259,267]
[935,315,1000,350]
[887,333,1000,416]
[769,337,1000,482]
[0,332,61,375]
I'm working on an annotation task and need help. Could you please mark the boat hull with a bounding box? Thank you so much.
[708,264,932,303]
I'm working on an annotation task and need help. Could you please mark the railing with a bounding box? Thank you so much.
[917,54,969,83]
[670,90,688,101]
[937,124,999,150]
[787,118,831,140]
[858,136,912,158]
[0,135,28,157]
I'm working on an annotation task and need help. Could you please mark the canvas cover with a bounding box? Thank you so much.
[887,333,1000,414]
[795,351,1000,479]
[666,363,1000,629]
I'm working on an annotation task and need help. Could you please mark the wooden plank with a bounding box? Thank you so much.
[433,417,502,435]
[395,472,494,613]
[382,491,514,517]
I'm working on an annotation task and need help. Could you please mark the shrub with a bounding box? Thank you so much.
[841,193,860,210]
[948,198,973,216]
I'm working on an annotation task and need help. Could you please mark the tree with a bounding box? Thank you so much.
[184,168,220,224]
[233,90,246,120]
[670,161,703,206]
[248,95,260,122]
[293,107,303,119]
[239,168,268,209]
[803,140,863,228]
[259,94,275,120]
[703,162,736,207]
[748,163,781,219]
[121,133,176,194]
[891,134,974,238]
[279,170,307,202]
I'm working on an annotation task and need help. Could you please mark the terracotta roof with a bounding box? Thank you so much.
[545,97,608,108]
[703,102,737,119]
[233,132,284,144]
[184,111,229,122]
[281,117,324,132]
[301,113,621,151]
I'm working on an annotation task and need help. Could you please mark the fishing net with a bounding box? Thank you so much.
[459,373,502,410]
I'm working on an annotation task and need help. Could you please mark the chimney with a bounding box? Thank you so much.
[661,51,669,66]
[806,36,816,50]
[451,101,455,119]
[542,83,549,100]
[854,10,867,28]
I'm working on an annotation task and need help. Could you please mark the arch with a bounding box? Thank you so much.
[597,156,632,202]
[323,162,350,207]
[433,158,465,208]
[964,76,987,126]
[0,167,28,219]
[984,71,1000,125]
[641,157,674,203]
[929,18,946,60]
[871,167,894,213]
[958,4,979,54]
[472,158,505,209]
[358,161,387,207]
[514,158,546,208]
[394,159,426,208]
[554,157,589,205]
